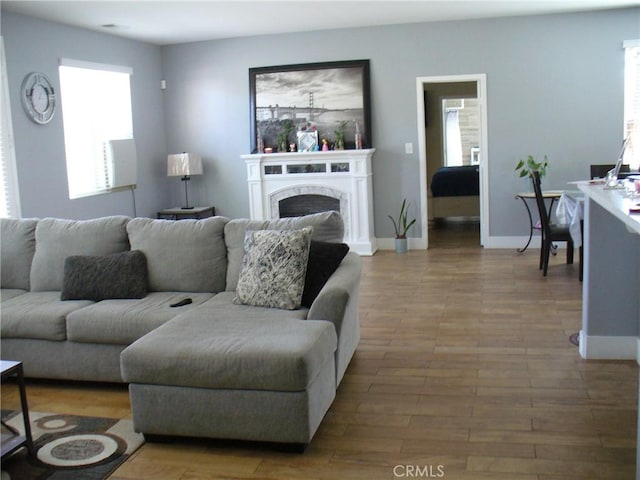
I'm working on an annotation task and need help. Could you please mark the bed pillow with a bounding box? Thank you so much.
[61,250,148,301]
[301,241,350,308]
[234,227,312,310]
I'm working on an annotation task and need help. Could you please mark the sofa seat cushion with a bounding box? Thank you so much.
[66,292,215,345]
[198,291,309,320]
[126,217,228,293]
[1,289,27,302]
[0,292,93,341]
[121,294,336,392]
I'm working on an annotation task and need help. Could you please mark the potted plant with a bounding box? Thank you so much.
[515,155,548,179]
[276,119,294,153]
[388,198,416,254]
[334,120,347,150]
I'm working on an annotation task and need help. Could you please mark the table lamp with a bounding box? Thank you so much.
[167,153,203,209]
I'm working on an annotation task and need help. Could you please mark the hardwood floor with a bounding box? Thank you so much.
[2,226,637,479]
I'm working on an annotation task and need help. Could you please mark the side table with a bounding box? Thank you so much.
[515,191,563,253]
[157,206,215,220]
[1,360,34,459]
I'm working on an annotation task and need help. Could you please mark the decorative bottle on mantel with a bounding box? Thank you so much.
[256,135,264,154]
[354,121,363,150]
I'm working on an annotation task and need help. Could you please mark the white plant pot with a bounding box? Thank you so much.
[395,237,408,254]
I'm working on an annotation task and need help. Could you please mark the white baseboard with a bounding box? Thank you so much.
[484,236,539,249]
[578,331,638,360]
[375,235,569,251]
[377,237,427,251]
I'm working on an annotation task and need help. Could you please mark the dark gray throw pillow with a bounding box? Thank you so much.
[301,241,349,308]
[61,250,148,301]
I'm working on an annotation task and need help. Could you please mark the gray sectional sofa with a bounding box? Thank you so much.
[0,211,361,446]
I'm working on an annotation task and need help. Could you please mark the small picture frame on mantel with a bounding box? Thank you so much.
[297,131,318,152]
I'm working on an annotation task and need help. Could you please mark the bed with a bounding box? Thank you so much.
[429,165,480,219]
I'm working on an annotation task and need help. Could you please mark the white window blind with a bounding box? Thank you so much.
[624,39,640,170]
[59,59,134,199]
[0,37,21,218]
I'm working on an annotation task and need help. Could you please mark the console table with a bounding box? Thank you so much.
[1,360,33,459]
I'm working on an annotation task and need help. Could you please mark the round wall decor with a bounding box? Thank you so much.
[21,71,56,124]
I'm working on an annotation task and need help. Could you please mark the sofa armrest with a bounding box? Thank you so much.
[307,251,362,385]
[307,252,361,327]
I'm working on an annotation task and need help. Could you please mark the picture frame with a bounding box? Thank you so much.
[249,59,371,153]
[297,130,318,152]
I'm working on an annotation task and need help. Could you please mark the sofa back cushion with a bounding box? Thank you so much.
[224,211,345,292]
[30,216,131,291]
[1,218,38,290]
[127,216,228,292]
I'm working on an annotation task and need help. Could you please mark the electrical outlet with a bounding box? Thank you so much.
[405,142,413,154]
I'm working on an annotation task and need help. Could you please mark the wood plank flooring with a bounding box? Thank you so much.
[2,221,637,479]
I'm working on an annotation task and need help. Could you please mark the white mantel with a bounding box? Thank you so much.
[241,149,377,255]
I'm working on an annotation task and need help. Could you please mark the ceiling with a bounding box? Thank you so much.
[2,0,638,46]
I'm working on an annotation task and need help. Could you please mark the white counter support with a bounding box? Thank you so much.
[578,183,640,360]
[576,183,640,479]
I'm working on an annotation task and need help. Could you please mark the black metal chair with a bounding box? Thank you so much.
[531,171,580,277]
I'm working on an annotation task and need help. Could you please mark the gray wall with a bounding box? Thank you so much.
[3,7,639,237]
[161,7,639,238]
[2,12,169,219]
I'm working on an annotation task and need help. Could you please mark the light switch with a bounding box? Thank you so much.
[405,142,413,154]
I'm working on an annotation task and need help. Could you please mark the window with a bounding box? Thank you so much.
[0,37,21,218]
[624,40,640,170]
[59,59,134,199]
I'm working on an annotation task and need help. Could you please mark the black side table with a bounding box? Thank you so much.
[515,191,562,253]
[1,360,34,459]
[157,206,215,220]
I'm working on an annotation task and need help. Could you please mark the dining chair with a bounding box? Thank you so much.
[590,163,630,179]
[531,171,578,277]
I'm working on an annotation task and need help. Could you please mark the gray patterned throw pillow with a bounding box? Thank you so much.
[234,227,313,310]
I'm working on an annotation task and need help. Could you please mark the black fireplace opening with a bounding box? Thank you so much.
[278,194,340,218]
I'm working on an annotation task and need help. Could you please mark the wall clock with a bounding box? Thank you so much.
[21,72,56,124]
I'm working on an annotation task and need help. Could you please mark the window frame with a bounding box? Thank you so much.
[58,58,135,199]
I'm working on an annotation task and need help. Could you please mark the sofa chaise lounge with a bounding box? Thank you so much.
[0,211,361,446]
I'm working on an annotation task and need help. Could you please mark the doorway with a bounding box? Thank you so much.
[416,74,489,248]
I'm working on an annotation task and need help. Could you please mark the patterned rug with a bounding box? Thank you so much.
[1,410,144,480]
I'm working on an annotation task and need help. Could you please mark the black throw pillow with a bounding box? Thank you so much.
[61,250,148,301]
[301,241,349,308]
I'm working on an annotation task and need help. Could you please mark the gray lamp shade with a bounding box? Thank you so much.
[167,153,203,177]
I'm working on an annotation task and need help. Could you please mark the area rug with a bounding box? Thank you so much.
[1,410,144,480]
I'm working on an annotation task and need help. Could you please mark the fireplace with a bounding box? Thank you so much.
[278,194,341,218]
[242,149,377,255]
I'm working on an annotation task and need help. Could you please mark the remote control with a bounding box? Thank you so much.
[170,298,193,307]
